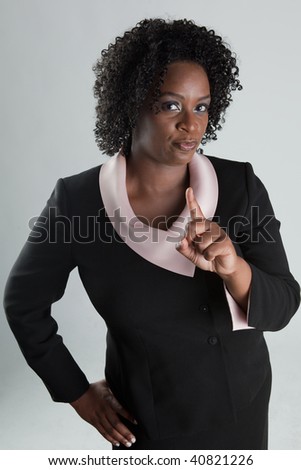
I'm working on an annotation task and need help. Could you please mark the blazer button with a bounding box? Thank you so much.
[207,336,218,346]
[199,305,209,313]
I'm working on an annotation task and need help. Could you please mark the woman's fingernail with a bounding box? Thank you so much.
[176,241,182,249]
[114,442,120,447]
[125,441,132,448]
[131,437,136,444]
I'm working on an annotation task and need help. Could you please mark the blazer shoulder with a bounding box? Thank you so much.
[53,164,103,213]
[62,164,102,190]
[205,154,247,174]
[205,154,251,191]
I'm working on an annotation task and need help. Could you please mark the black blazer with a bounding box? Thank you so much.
[4,155,300,440]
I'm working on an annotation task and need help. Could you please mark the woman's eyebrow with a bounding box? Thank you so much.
[159,92,211,101]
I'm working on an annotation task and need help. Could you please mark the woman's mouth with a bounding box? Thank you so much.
[173,140,198,151]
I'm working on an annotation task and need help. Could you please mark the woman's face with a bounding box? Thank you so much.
[131,61,211,166]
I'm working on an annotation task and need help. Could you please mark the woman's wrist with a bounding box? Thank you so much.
[221,257,252,312]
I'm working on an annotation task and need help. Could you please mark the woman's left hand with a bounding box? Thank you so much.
[176,187,239,279]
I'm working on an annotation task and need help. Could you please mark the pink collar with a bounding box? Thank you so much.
[99,151,218,277]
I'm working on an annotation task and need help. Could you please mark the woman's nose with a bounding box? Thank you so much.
[176,111,198,133]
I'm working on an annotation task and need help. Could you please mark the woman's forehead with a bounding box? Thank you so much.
[159,61,210,93]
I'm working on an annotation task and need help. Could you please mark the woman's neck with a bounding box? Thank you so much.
[126,153,189,196]
[125,152,190,230]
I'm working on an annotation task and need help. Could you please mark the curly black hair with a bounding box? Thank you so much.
[93,18,242,157]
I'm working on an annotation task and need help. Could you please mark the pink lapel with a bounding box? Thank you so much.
[99,151,218,277]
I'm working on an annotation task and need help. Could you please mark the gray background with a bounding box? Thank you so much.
[1,0,300,450]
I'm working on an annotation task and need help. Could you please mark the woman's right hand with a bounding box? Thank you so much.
[70,379,137,447]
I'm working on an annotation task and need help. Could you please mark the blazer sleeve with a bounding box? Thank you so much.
[3,178,90,402]
[239,163,300,331]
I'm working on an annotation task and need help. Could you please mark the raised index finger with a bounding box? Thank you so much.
[186,187,205,220]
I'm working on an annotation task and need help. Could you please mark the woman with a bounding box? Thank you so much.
[4,19,300,450]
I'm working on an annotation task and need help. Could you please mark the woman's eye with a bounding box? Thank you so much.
[161,102,181,111]
[195,104,209,113]
[195,104,208,113]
